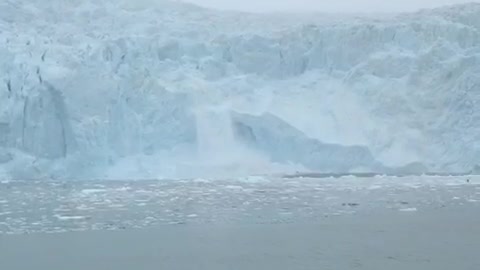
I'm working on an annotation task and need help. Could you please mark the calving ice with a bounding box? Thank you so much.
[0,0,480,180]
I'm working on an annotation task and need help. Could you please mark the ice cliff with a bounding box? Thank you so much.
[1,0,479,180]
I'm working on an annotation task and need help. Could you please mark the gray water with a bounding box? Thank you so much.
[1,176,479,269]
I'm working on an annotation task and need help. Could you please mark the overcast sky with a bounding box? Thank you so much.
[182,0,478,13]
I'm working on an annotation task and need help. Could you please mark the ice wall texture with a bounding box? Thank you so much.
[0,0,479,180]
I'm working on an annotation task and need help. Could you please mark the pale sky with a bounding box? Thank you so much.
[182,0,478,13]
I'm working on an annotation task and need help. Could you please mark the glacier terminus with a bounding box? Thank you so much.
[1,0,480,180]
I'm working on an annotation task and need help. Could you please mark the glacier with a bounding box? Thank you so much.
[0,0,480,180]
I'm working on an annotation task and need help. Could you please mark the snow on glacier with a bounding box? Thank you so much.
[0,0,480,180]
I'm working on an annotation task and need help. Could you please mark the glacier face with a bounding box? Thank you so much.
[1,0,480,180]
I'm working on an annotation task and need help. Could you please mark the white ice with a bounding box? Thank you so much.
[0,0,480,180]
